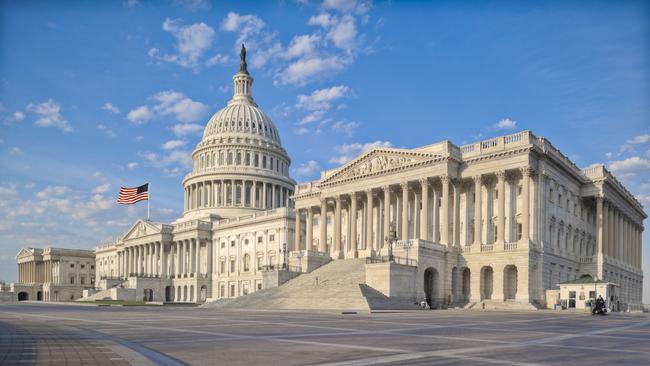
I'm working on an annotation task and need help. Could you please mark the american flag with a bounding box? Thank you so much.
[117,183,149,204]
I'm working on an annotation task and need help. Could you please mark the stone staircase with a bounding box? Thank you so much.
[77,280,136,302]
[465,299,539,311]
[203,259,420,312]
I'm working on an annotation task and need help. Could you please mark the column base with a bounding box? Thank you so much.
[345,250,358,259]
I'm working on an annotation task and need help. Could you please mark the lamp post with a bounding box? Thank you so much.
[384,223,397,262]
[281,243,287,270]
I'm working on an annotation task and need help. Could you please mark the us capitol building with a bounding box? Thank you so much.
[8,48,646,310]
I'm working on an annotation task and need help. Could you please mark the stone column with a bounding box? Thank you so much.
[432,186,439,242]
[294,208,302,250]
[350,193,357,255]
[251,181,257,208]
[161,243,167,277]
[307,207,314,251]
[441,175,450,246]
[383,187,391,249]
[401,182,409,240]
[453,180,461,247]
[195,239,201,276]
[473,175,482,246]
[334,196,342,256]
[420,178,429,240]
[413,189,420,240]
[598,198,606,256]
[262,182,267,209]
[319,199,327,252]
[496,171,506,245]
[521,168,531,243]
[365,190,374,251]
[271,184,276,209]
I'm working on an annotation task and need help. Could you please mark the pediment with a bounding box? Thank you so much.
[16,248,34,259]
[320,148,443,186]
[122,219,163,241]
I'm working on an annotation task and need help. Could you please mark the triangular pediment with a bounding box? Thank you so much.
[122,219,163,241]
[320,148,444,186]
[16,248,34,259]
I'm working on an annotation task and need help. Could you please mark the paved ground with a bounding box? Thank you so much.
[0,303,649,366]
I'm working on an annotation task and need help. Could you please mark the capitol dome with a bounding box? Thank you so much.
[182,45,295,220]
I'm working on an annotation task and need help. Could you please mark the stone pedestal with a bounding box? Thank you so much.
[365,262,417,301]
[289,250,331,273]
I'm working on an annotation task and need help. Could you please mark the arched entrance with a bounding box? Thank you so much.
[177,286,181,302]
[480,266,494,300]
[143,289,153,302]
[53,291,59,302]
[165,286,172,302]
[423,267,439,308]
[183,285,188,302]
[503,265,518,300]
[36,291,43,301]
[18,292,28,301]
[200,285,207,302]
[189,285,194,302]
[450,267,459,303]
[462,267,471,302]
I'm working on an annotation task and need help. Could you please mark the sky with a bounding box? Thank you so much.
[0,0,648,300]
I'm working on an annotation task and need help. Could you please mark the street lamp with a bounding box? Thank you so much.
[384,223,397,262]
[281,243,288,270]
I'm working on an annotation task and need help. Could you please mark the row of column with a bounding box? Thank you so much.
[120,239,212,278]
[184,180,292,211]
[294,168,534,256]
[596,198,643,269]
[18,262,37,283]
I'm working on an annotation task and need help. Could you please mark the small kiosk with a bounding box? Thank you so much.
[558,275,618,311]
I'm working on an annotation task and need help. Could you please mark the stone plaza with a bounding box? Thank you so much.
[0,302,649,365]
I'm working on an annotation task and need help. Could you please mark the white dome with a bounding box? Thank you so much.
[182,46,295,220]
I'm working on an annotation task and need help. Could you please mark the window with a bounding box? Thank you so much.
[262,156,267,168]
[517,186,522,196]
[257,236,263,243]
[257,257,263,270]
[81,264,85,269]
[258,283,262,290]
[90,265,95,269]
[220,260,225,274]
[243,254,251,272]
[230,259,235,273]
[269,234,275,242]
[70,276,75,284]
[231,241,235,247]
[70,264,75,268]
[517,223,523,240]
[230,284,235,297]
[221,242,225,248]
[493,225,498,242]
[549,188,554,202]
[558,194,563,207]
[495,189,498,200]
[244,239,249,245]
[80,276,85,285]
[220,285,225,297]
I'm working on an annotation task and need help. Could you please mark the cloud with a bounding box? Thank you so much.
[620,134,650,153]
[96,124,116,138]
[608,156,650,177]
[127,162,139,170]
[294,85,350,125]
[161,139,187,150]
[322,0,372,15]
[636,193,650,208]
[294,160,321,177]
[36,185,71,199]
[126,106,153,124]
[220,12,266,47]
[329,140,392,165]
[9,147,23,156]
[285,34,321,59]
[171,0,211,10]
[326,14,357,51]
[206,53,230,67]
[151,91,208,122]
[26,99,72,132]
[492,118,517,130]
[172,123,203,136]
[93,183,111,194]
[219,12,282,69]
[123,0,139,8]
[142,149,193,176]
[101,103,120,114]
[331,120,359,136]
[127,91,207,124]
[275,55,348,86]
[149,18,216,69]
[13,111,25,121]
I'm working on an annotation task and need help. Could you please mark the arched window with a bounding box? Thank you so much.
[236,151,241,165]
[243,254,251,272]
[262,156,267,169]
[254,154,259,167]
[228,152,233,165]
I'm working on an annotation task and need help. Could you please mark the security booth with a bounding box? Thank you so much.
[558,275,618,311]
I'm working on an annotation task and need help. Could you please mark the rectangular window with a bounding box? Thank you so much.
[220,285,225,297]
[70,276,75,284]
[81,264,85,269]
[80,276,85,285]
[231,241,235,247]
[221,242,225,248]
[257,236,263,243]
[230,284,235,297]
[230,259,235,273]
[269,234,275,242]
[257,283,262,290]
[90,265,95,269]
[257,257,263,270]
[220,260,225,274]
[517,223,523,240]
[70,264,74,268]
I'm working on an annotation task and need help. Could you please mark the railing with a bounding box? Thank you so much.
[480,244,493,252]
[128,273,162,278]
[260,265,301,272]
[365,256,417,267]
[579,256,594,263]
[99,276,125,281]
[463,245,472,253]
[504,242,518,251]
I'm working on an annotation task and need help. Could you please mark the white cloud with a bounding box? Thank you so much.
[127,162,139,170]
[206,53,229,67]
[219,12,283,69]
[9,147,23,155]
[275,55,347,86]
[636,194,650,208]
[308,13,334,28]
[13,111,25,121]
[329,140,392,165]
[331,120,359,136]
[123,0,139,8]
[620,134,650,153]
[126,105,153,124]
[285,34,321,59]
[102,102,120,114]
[322,0,372,15]
[295,85,350,125]
[172,0,211,10]
[26,99,72,132]
[128,91,207,125]
[608,156,650,177]
[36,185,71,199]
[93,183,111,194]
[149,18,216,69]
[172,123,203,136]
[151,91,208,122]
[493,118,517,130]
[294,160,321,177]
[326,14,357,51]
[220,12,266,46]
[161,139,187,150]
[142,149,193,175]
[96,124,116,138]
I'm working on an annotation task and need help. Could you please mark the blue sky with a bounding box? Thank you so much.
[1,0,649,300]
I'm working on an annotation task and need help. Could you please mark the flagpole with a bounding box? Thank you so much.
[147,182,151,221]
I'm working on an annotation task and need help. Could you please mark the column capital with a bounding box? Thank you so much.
[419,177,429,187]
[472,174,482,183]
[520,166,534,177]
[335,195,342,203]
[382,185,391,193]
[400,181,409,190]
[440,174,450,184]
[349,191,357,199]
[496,170,507,181]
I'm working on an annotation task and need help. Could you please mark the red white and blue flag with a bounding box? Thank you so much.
[117,183,149,205]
